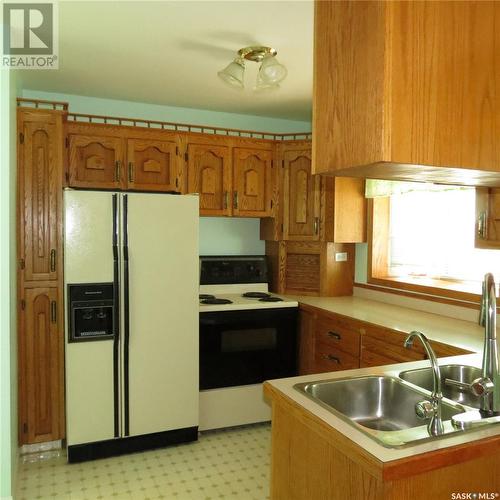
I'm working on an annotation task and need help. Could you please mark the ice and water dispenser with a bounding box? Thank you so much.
[68,283,115,342]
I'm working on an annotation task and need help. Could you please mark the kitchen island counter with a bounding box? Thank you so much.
[264,355,500,499]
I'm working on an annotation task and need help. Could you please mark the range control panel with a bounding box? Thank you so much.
[199,256,269,285]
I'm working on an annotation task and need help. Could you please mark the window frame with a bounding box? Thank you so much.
[366,197,482,307]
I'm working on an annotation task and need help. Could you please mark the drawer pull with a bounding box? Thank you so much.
[50,249,56,272]
[115,160,121,181]
[50,301,57,324]
[323,354,340,364]
[128,162,134,183]
[328,331,341,340]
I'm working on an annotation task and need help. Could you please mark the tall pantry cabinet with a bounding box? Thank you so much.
[17,108,65,444]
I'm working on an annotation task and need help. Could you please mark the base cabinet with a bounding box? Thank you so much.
[297,306,471,375]
[19,287,64,443]
[265,383,500,500]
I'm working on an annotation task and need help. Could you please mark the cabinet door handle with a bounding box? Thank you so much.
[323,354,340,363]
[50,249,56,272]
[50,301,57,323]
[115,160,121,181]
[233,191,239,209]
[128,162,134,183]
[223,191,228,210]
[314,217,319,235]
[327,331,341,340]
[478,211,487,239]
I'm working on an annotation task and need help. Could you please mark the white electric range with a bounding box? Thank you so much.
[198,256,298,431]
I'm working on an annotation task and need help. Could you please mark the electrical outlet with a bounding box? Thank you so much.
[335,252,348,262]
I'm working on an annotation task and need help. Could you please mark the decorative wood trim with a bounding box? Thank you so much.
[17,97,69,111]
[67,112,311,141]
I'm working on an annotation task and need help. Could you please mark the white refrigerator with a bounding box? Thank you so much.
[64,190,199,462]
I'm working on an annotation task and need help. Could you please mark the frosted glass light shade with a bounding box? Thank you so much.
[217,58,245,89]
[258,56,287,85]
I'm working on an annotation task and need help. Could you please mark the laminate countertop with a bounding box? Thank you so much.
[282,295,485,353]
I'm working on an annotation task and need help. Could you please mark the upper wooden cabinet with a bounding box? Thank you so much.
[127,138,179,192]
[185,142,231,216]
[313,1,500,185]
[283,147,320,241]
[68,133,124,189]
[233,147,273,217]
[66,124,275,216]
[18,109,64,282]
[261,140,366,243]
[67,124,181,192]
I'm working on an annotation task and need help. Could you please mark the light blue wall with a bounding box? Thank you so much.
[200,218,264,256]
[21,89,304,256]
[21,90,311,133]
[1,69,18,500]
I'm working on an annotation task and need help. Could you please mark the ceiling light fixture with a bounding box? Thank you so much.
[217,46,288,91]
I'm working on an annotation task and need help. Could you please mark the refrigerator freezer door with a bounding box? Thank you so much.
[64,190,117,446]
[124,194,199,437]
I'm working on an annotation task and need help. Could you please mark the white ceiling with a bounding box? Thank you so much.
[21,1,314,121]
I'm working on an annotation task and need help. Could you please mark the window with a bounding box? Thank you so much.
[368,182,500,297]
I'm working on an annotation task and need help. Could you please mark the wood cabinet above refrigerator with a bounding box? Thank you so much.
[66,123,182,192]
[313,1,500,186]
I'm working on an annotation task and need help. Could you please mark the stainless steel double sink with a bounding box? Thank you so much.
[294,364,488,448]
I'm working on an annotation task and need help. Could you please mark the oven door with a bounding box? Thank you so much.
[199,308,298,390]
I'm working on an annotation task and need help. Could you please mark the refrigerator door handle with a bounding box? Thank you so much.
[112,194,120,438]
[122,194,130,437]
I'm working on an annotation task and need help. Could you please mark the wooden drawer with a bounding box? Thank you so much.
[430,340,472,358]
[314,342,360,373]
[361,333,425,365]
[315,315,360,357]
[360,349,403,368]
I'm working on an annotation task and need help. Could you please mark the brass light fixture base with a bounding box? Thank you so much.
[237,46,277,63]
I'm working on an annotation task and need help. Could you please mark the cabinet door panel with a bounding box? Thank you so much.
[283,149,321,240]
[233,148,272,217]
[68,134,123,189]
[20,117,62,282]
[187,144,231,215]
[127,139,179,191]
[21,288,63,443]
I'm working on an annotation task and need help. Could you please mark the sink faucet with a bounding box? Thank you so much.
[404,331,444,436]
[451,273,500,429]
[471,273,499,416]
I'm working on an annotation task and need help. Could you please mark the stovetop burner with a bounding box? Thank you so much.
[259,296,284,303]
[199,294,215,300]
[242,292,271,299]
[201,298,233,305]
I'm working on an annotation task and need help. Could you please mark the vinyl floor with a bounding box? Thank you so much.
[16,423,271,500]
